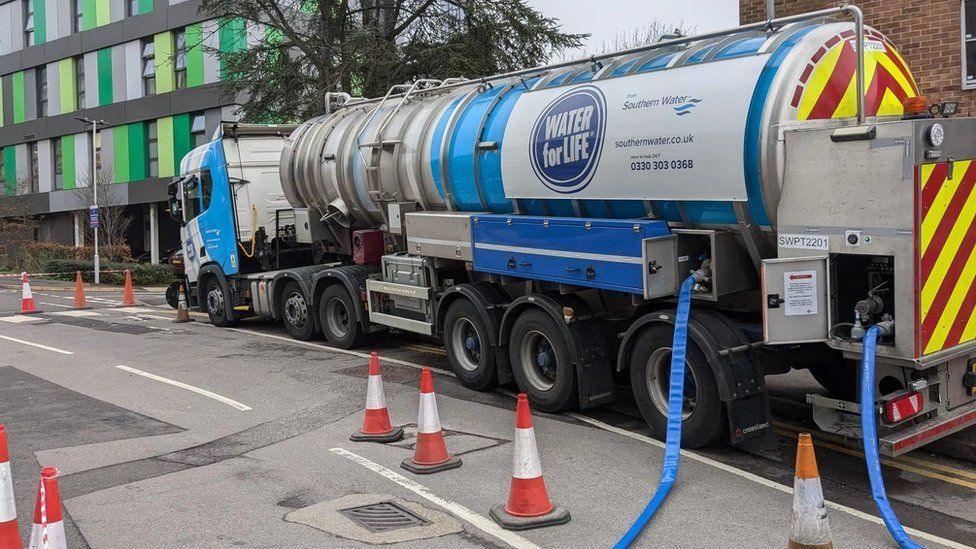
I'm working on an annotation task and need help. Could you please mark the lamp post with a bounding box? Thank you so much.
[75,116,106,284]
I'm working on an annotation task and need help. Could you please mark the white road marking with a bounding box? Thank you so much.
[114,365,252,411]
[50,309,102,317]
[0,315,45,324]
[0,334,73,355]
[116,307,156,313]
[330,447,538,549]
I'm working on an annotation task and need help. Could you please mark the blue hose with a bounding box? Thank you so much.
[860,326,923,549]
[614,275,696,549]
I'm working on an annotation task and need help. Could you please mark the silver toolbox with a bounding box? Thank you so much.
[405,211,480,261]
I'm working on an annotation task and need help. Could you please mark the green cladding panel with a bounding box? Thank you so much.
[61,135,76,190]
[173,113,193,171]
[218,18,247,80]
[82,0,96,30]
[114,125,129,182]
[97,48,113,106]
[138,0,152,15]
[2,148,15,196]
[12,72,25,123]
[185,23,204,87]
[95,0,109,26]
[34,0,46,45]
[154,32,175,94]
[157,116,174,177]
[58,59,76,114]
[127,122,147,181]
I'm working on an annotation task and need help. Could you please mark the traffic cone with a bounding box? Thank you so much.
[173,283,194,324]
[350,353,403,442]
[490,394,570,531]
[27,467,65,549]
[0,425,22,549]
[19,273,41,314]
[72,271,88,309]
[121,270,136,307]
[788,433,833,549]
[400,368,461,474]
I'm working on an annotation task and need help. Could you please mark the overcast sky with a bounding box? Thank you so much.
[530,0,740,57]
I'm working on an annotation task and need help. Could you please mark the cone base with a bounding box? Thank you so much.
[19,309,43,315]
[172,315,195,324]
[73,305,91,310]
[788,540,833,549]
[489,504,570,531]
[400,454,461,474]
[350,425,404,443]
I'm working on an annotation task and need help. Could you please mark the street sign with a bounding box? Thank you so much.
[89,205,100,228]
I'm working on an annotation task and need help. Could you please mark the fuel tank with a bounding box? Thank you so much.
[279,20,919,232]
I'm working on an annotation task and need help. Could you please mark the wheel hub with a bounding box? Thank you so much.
[326,297,350,338]
[207,286,223,315]
[451,318,482,372]
[646,347,700,420]
[284,293,308,328]
[520,330,557,391]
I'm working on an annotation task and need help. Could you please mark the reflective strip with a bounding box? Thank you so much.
[790,476,832,545]
[0,462,14,522]
[28,520,65,549]
[473,242,643,265]
[512,427,543,479]
[365,375,386,410]
[22,283,32,300]
[417,393,441,434]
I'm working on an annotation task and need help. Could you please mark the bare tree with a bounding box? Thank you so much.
[73,168,134,248]
[557,20,695,62]
[0,179,41,269]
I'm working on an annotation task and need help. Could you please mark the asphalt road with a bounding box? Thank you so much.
[0,283,974,548]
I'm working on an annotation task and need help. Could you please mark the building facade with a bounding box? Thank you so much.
[0,0,252,261]
[740,0,975,115]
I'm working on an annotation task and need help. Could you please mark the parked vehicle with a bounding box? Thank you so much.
[168,9,976,454]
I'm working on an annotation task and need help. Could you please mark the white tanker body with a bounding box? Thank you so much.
[176,7,976,455]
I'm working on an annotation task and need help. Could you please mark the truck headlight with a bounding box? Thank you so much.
[928,123,945,147]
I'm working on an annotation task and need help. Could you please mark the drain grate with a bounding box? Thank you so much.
[339,501,429,533]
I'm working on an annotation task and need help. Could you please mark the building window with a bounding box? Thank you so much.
[127,0,139,16]
[142,39,156,95]
[147,120,159,178]
[37,66,47,117]
[191,112,207,147]
[175,29,188,89]
[28,142,39,194]
[24,0,35,47]
[966,0,976,89]
[76,56,86,107]
[73,0,83,32]
[94,131,102,173]
[54,138,63,190]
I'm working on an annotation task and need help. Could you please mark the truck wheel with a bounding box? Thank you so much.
[205,277,236,327]
[280,281,318,341]
[443,299,497,391]
[629,325,725,448]
[508,309,576,412]
[318,284,365,348]
[165,281,181,309]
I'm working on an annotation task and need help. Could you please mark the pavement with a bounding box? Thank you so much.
[0,285,973,548]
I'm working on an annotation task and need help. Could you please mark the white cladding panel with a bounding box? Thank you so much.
[501,54,769,202]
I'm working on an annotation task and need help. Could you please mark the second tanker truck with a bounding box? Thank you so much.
[167,6,976,453]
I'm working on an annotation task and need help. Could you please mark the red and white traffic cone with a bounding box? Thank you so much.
[490,394,570,531]
[20,273,41,314]
[401,368,461,474]
[0,425,22,549]
[350,353,403,443]
[28,467,65,549]
[789,433,833,549]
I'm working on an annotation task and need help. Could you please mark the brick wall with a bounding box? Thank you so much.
[740,1,975,116]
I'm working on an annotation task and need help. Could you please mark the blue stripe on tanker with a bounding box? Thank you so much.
[428,25,812,226]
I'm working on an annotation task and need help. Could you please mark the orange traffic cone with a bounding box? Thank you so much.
[73,271,88,309]
[789,433,833,549]
[28,467,65,549]
[173,283,194,324]
[490,394,570,531]
[0,425,22,549]
[350,353,402,442]
[401,368,461,474]
[121,270,136,307]
[19,273,41,314]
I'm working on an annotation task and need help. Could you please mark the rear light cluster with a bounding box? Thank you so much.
[883,392,924,423]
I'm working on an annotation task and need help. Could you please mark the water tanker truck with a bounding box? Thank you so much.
[168,6,976,453]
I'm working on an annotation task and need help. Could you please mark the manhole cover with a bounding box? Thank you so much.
[339,501,429,533]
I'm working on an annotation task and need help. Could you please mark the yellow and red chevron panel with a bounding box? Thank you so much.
[917,161,976,356]
[792,28,919,120]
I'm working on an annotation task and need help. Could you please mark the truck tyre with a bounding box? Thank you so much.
[629,325,725,448]
[508,309,577,412]
[443,299,497,391]
[318,284,365,348]
[280,281,318,341]
[165,281,181,309]
[204,277,236,327]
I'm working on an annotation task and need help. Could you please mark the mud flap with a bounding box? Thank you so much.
[571,319,614,409]
[727,393,772,444]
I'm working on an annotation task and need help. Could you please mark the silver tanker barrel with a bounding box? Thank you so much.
[279,16,921,242]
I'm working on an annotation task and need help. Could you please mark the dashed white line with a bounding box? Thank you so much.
[115,365,252,411]
[330,447,538,549]
[0,334,73,355]
[38,301,73,309]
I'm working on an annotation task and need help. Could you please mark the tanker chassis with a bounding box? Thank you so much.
[169,7,976,454]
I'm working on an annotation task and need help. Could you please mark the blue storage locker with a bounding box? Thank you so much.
[471,215,670,294]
